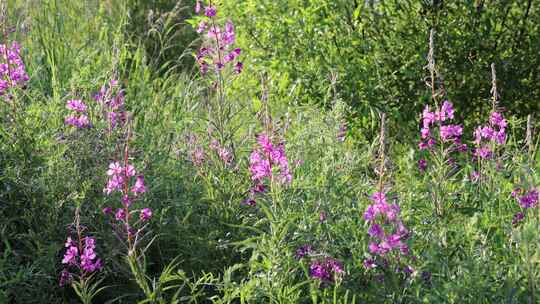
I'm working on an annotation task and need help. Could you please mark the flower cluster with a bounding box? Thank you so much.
[363,192,414,276]
[294,244,313,259]
[472,111,507,160]
[0,41,29,98]
[194,2,243,75]
[249,134,292,184]
[65,99,91,128]
[418,101,466,170]
[103,159,152,241]
[94,79,126,130]
[60,236,102,286]
[511,188,538,226]
[209,138,233,165]
[309,257,344,283]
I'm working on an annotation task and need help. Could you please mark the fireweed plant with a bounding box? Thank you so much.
[60,208,105,304]
[417,30,466,217]
[470,64,508,187]
[191,0,243,145]
[364,114,416,293]
[0,40,29,100]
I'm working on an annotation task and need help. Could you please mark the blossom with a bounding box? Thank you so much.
[512,212,525,226]
[59,269,72,287]
[131,176,146,194]
[62,245,78,265]
[204,5,216,17]
[439,124,462,142]
[518,189,539,209]
[295,245,312,259]
[0,41,29,98]
[107,162,123,176]
[66,99,87,112]
[140,208,152,221]
[418,159,427,172]
[196,21,207,34]
[309,258,343,282]
[115,208,126,221]
[234,62,243,74]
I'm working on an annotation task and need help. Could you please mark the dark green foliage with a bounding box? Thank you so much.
[225,0,540,134]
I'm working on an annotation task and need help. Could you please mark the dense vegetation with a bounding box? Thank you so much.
[1,0,539,303]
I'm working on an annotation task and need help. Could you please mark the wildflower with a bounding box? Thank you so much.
[121,195,132,207]
[102,207,113,215]
[195,0,201,14]
[204,5,217,17]
[418,159,427,172]
[66,99,87,112]
[131,176,146,194]
[518,189,539,209]
[107,162,123,176]
[295,245,313,259]
[115,208,126,221]
[309,258,343,282]
[249,134,292,184]
[62,246,78,265]
[196,21,207,34]
[0,41,29,98]
[512,212,525,226]
[140,208,152,221]
[234,62,243,74]
[363,258,376,269]
[439,125,463,142]
[241,198,256,206]
[59,269,71,286]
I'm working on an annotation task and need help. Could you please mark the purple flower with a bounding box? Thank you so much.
[418,159,427,172]
[518,189,539,209]
[131,176,146,194]
[115,208,126,221]
[62,246,78,265]
[66,99,87,112]
[490,112,507,128]
[102,207,113,215]
[422,105,435,128]
[439,124,462,142]
[512,212,525,226]
[241,198,256,206]
[125,164,136,177]
[234,62,243,74]
[59,269,72,287]
[294,244,312,259]
[363,258,376,269]
[204,5,217,17]
[107,162,123,176]
[196,21,208,34]
[140,208,152,221]
[80,237,102,272]
[309,258,343,282]
[121,195,132,207]
[368,223,384,239]
[195,0,201,14]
